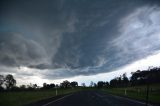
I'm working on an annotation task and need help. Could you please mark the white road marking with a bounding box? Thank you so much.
[42,94,73,106]
[95,92,153,106]
[109,94,153,106]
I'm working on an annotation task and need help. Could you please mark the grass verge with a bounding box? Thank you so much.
[102,84,160,104]
[0,88,81,106]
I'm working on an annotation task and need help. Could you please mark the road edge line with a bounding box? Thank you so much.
[42,94,73,106]
[109,93,153,106]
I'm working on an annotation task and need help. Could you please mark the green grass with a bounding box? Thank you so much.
[1,85,160,106]
[0,88,81,106]
[102,84,160,104]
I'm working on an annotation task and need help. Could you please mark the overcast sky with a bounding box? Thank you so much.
[0,0,160,86]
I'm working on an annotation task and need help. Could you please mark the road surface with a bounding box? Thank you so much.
[27,91,156,106]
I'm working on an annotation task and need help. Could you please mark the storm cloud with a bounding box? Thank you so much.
[0,0,160,79]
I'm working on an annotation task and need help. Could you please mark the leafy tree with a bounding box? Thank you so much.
[93,83,97,87]
[105,81,109,88]
[43,83,47,88]
[81,83,86,87]
[5,74,16,90]
[122,73,129,87]
[97,81,105,88]
[26,83,35,90]
[43,83,55,89]
[130,70,142,86]
[0,75,4,86]
[50,83,55,88]
[70,81,78,87]
[33,84,38,89]
[60,80,70,88]
[20,85,26,90]
[130,67,160,86]
[0,75,4,91]
[90,81,94,87]
[110,77,119,88]
[55,84,59,88]
[11,86,20,91]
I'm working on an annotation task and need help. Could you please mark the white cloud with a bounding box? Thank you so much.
[113,5,160,57]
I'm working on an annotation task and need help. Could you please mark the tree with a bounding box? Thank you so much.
[89,81,94,87]
[97,81,105,88]
[55,84,59,88]
[130,67,160,86]
[110,78,119,88]
[122,73,129,87]
[0,75,4,91]
[33,84,38,89]
[81,83,86,87]
[43,83,47,88]
[93,83,97,87]
[118,75,122,87]
[43,83,55,89]
[5,74,16,90]
[130,70,146,86]
[70,81,78,87]
[105,81,109,88]
[0,75,4,87]
[60,80,70,88]
[20,85,26,90]
[50,83,55,88]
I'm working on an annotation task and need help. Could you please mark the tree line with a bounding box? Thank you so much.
[42,80,78,89]
[0,74,79,91]
[93,66,160,88]
[0,66,160,91]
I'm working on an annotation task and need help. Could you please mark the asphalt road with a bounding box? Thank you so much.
[28,91,157,106]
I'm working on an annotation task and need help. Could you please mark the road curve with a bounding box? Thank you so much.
[27,91,157,106]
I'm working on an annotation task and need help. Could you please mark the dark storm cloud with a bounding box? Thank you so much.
[0,0,160,79]
[0,32,47,67]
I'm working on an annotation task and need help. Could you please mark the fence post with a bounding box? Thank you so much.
[124,88,127,95]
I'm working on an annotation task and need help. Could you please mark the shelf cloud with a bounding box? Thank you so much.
[0,0,160,80]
